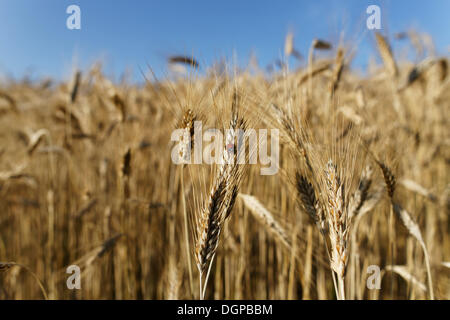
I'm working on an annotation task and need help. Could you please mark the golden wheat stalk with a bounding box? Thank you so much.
[385,265,427,293]
[308,39,332,97]
[348,165,373,220]
[374,159,397,297]
[399,178,438,202]
[70,70,81,103]
[295,172,325,233]
[270,103,313,173]
[393,203,434,299]
[324,160,348,299]
[329,48,345,102]
[166,257,182,300]
[238,193,291,248]
[284,32,294,57]
[168,55,199,68]
[194,106,247,299]
[375,33,398,79]
[178,108,197,296]
[296,168,341,298]
[0,262,48,299]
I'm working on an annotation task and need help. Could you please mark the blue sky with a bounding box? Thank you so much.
[0,0,448,82]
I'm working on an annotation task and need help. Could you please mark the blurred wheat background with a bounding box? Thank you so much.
[0,28,449,300]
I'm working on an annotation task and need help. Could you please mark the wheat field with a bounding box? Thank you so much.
[0,32,448,300]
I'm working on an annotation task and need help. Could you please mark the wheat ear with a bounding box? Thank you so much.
[393,203,434,299]
[296,170,340,297]
[295,172,325,233]
[238,193,291,249]
[348,165,373,221]
[385,265,427,293]
[194,106,246,299]
[375,159,396,297]
[324,160,349,300]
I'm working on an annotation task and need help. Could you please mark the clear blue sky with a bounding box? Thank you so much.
[0,0,448,82]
